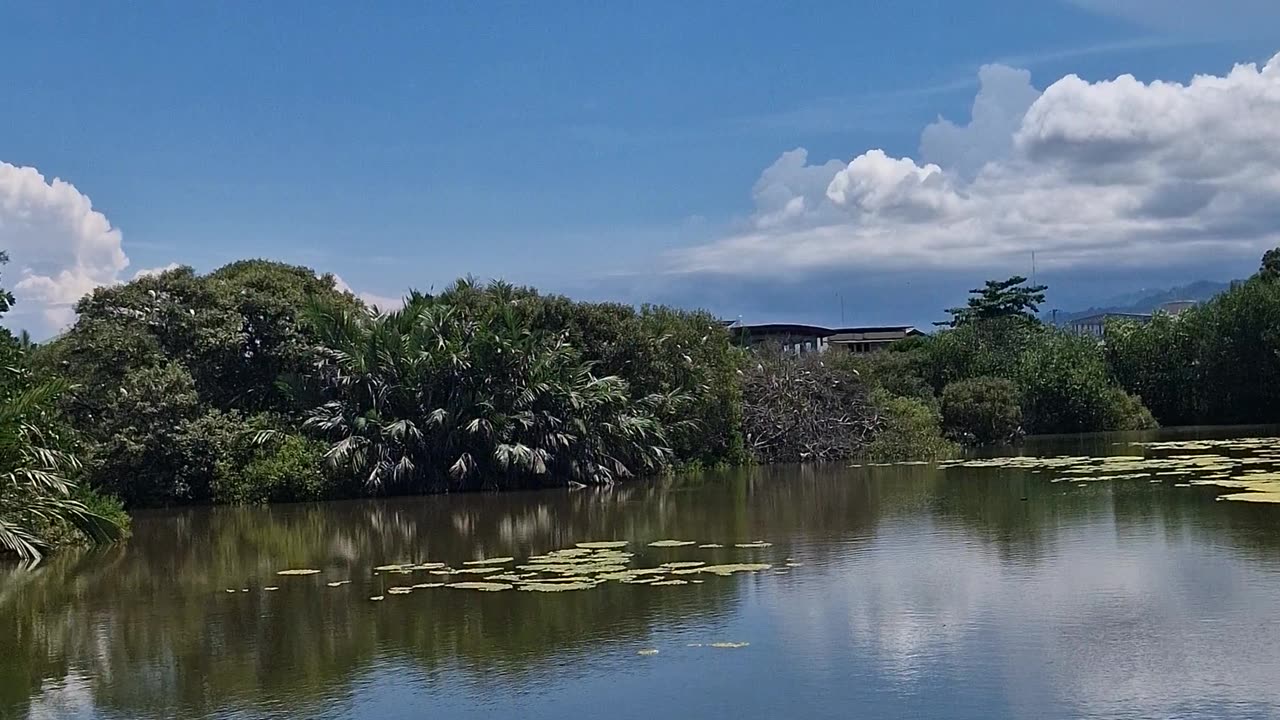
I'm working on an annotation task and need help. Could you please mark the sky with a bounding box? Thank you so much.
[3,1,1280,335]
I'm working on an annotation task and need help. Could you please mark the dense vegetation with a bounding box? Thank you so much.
[5,247,1279,560]
[852,278,1157,442]
[1105,253,1280,426]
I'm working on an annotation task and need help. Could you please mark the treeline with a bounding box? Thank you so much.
[1105,250,1280,426]
[850,276,1157,446]
[7,248,1279,560]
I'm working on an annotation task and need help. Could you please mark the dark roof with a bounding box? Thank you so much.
[1067,312,1151,325]
[730,323,921,338]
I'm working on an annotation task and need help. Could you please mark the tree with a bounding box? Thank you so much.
[304,282,680,493]
[941,276,1047,327]
[941,377,1023,446]
[1261,247,1280,281]
[0,254,122,562]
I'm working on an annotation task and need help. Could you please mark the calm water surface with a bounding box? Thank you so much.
[5,428,1280,720]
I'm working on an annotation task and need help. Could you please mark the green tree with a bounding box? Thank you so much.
[941,276,1047,327]
[304,282,680,493]
[941,377,1024,446]
[0,254,122,561]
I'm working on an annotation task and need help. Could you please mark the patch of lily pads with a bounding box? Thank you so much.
[931,435,1280,503]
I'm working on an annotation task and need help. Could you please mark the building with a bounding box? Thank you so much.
[1066,300,1198,339]
[729,323,923,355]
[1067,312,1152,339]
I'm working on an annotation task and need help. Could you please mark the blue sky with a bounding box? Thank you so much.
[3,1,1280,333]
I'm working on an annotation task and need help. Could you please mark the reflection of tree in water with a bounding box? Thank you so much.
[5,440,1280,718]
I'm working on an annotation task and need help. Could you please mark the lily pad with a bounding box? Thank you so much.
[734,542,772,549]
[411,583,445,589]
[326,580,351,587]
[661,561,706,569]
[698,543,724,549]
[648,540,697,547]
[276,569,322,576]
[518,581,596,592]
[462,557,515,566]
[369,595,385,601]
[447,581,514,591]
[650,579,689,586]
[576,541,630,549]
[263,587,279,591]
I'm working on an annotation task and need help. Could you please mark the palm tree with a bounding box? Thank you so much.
[0,373,122,563]
[303,281,680,493]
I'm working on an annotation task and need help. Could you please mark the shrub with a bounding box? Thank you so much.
[214,432,334,504]
[864,390,959,462]
[941,377,1023,446]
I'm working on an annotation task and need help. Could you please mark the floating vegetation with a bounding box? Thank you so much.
[224,589,236,593]
[675,563,773,576]
[369,595,385,601]
[263,587,279,591]
[930,436,1280,504]
[451,567,504,575]
[637,648,659,656]
[648,540,697,547]
[326,580,351,587]
[650,579,689,586]
[519,581,596,592]
[411,583,444,589]
[387,586,414,594]
[447,582,514,592]
[462,557,515,566]
[660,561,705,570]
[576,541,629,549]
[240,588,249,592]
[488,574,523,583]
[734,541,772,548]
[275,569,322,576]
[710,642,750,649]
[698,543,724,549]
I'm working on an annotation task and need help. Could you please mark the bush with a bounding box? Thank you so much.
[865,389,959,462]
[214,432,334,504]
[1016,331,1156,434]
[941,377,1023,446]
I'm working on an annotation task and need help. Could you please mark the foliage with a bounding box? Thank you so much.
[304,281,681,493]
[941,377,1024,446]
[1015,330,1156,434]
[864,390,959,462]
[37,261,362,506]
[214,431,334,504]
[1106,260,1280,426]
[739,349,877,463]
[941,276,1047,327]
[0,252,124,561]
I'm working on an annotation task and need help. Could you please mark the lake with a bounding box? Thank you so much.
[4,427,1280,720]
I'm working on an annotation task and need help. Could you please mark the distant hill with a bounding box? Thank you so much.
[1052,280,1235,325]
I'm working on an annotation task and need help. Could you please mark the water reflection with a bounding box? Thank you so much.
[4,430,1280,719]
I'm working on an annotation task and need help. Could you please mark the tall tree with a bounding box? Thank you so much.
[941,276,1047,327]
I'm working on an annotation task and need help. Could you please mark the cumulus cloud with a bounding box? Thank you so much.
[0,162,130,333]
[677,53,1280,277]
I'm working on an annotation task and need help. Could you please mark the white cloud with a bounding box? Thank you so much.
[1065,0,1280,38]
[0,162,130,333]
[677,52,1280,277]
[331,274,404,312]
[132,262,182,280]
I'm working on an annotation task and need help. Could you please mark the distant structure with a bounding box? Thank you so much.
[1067,300,1197,339]
[728,323,924,355]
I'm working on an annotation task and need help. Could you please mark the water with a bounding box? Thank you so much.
[5,428,1280,720]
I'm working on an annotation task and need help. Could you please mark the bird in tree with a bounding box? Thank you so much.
[939,276,1048,327]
